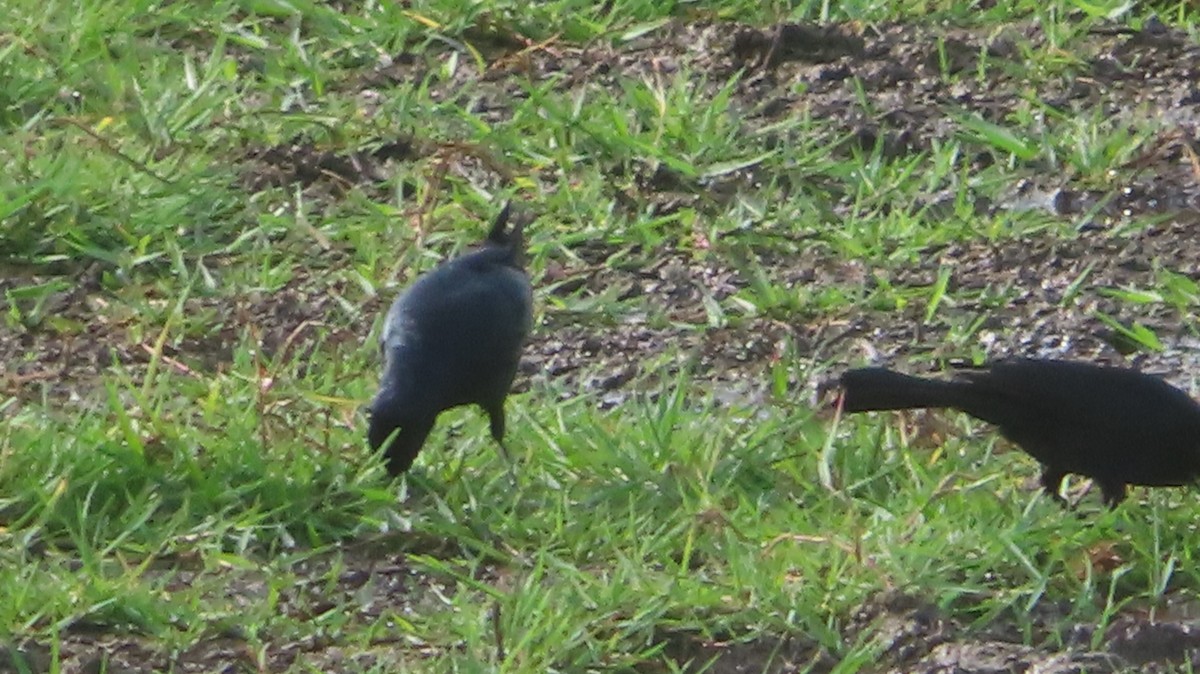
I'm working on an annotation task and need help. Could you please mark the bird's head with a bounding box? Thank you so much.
[367,391,436,476]
[367,404,400,452]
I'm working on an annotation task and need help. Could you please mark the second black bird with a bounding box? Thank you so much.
[368,203,533,476]
[838,359,1200,506]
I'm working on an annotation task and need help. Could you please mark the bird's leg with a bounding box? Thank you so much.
[1039,466,1069,507]
[486,403,511,460]
[494,437,513,463]
[1099,481,1127,509]
[484,402,518,483]
[496,438,518,488]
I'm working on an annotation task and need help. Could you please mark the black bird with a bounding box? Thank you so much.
[838,359,1200,506]
[368,203,533,476]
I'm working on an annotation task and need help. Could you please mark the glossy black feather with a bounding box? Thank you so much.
[839,359,1200,506]
[368,204,533,475]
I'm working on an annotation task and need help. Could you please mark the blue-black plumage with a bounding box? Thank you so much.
[839,359,1200,506]
[369,203,533,475]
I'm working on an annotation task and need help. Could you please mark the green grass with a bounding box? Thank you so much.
[3,0,1200,671]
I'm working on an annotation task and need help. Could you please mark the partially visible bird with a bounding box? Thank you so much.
[368,203,533,476]
[837,359,1200,506]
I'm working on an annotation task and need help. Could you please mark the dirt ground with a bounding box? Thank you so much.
[8,14,1200,402]
[11,556,1200,673]
[5,13,1200,673]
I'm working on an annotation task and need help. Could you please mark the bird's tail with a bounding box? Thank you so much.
[487,201,525,263]
[839,367,964,412]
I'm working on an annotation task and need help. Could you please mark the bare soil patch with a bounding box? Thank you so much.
[10,16,1200,407]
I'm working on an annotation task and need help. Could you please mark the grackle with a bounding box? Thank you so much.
[838,359,1200,506]
[368,203,533,476]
